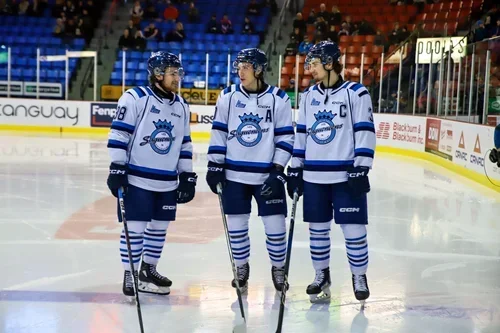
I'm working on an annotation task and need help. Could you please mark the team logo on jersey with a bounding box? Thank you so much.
[140,119,175,154]
[150,105,161,114]
[311,98,321,106]
[309,110,338,145]
[228,112,267,147]
[235,100,247,108]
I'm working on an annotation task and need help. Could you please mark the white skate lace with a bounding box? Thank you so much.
[353,275,368,292]
[148,265,167,281]
[125,271,135,288]
[273,267,285,284]
[312,269,325,287]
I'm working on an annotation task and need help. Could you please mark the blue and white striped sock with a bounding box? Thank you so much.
[120,221,146,271]
[341,224,368,275]
[142,220,170,265]
[309,222,332,270]
[262,215,287,268]
[227,214,250,267]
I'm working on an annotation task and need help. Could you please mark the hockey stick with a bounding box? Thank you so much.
[117,188,145,333]
[216,183,247,327]
[275,191,299,333]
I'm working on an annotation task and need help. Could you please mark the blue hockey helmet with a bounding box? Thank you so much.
[233,48,268,74]
[147,51,184,78]
[304,41,341,71]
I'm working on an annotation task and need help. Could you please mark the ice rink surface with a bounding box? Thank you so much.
[0,133,499,333]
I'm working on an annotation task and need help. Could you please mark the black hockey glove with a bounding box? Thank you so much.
[107,162,128,198]
[260,167,287,199]
[286,167,303,199]
[489,148,500,167]
[177,172,197,204]
[206,161,225,194]
[347,166,370,197]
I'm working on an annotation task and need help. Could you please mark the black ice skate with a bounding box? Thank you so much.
[122,270,138,300]
[138,262,172,295]
[352,274,370,308]
[306,267,331,303]
[231,262,249,293]
[271,266,288,292]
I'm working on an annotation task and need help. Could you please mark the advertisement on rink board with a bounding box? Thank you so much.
[374,114,426,151]
[452,121,493,175]
[100,85,220,104]
[425,118,453,160]
[0,98,88,127]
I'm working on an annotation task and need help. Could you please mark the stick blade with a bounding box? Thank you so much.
[232,321,247,333]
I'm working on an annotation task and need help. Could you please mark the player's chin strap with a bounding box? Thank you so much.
[322,72,344,104]
[152,82,174,101]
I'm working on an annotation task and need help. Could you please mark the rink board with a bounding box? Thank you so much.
[0,97,499,191]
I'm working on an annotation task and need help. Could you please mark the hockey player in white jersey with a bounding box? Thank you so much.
[206,48,294,292]
[107,51,197,298]
[286,41,376,305]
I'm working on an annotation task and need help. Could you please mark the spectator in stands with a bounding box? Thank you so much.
[119,29,135,50]
[358,19,374,35]
[338,23,350,37]
[65,17,77,36]
[220,14,233,34]
[144,1,158,19]
[317,3,329,22]
[130,0,143,25]
[63,0,77,19]
[388,22,401,45]
[18,0,30,15]
[53,18,65,37]
[298,35,313,55]
[329,6,342,26]
[290,27,303,45]
[325,24,338,43]
[285,36,298,56]
[351,23,360,36]
[134,30,146,51]
[484,15,493,36]
[126,19,137,37]
[207,14,218,33]
[315,16,328,35]
[307,9,316,24]
[163,1,179,22]
[242,16,254,34]
[285,79,296,93]
[343,15,353,34]
[246,0,260,16]
[374,29,386,47]
[263,0,278,16]
[293,12,307,35]
[187,2,199,23]
[143,22,161,41]
[474,20,487,42]
[165,22,186,42]
[399,25,410,42]
[492,18,500,37]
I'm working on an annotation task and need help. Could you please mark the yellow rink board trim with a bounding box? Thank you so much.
[1,124,499,193]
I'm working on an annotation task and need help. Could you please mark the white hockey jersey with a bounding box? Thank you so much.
[207,84,294,185]
[107,86,193,192]
[291,81,376,184]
